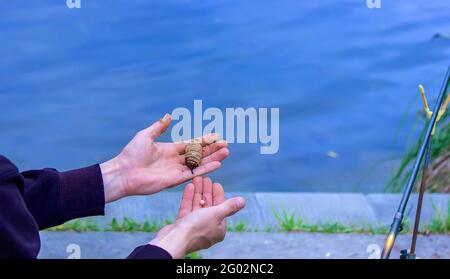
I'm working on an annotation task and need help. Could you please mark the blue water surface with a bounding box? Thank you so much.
[0,0,449,192]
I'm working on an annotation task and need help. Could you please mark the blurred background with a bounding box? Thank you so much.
[0,0,449,192]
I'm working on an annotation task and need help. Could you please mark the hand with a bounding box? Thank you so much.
[149,177,246,259]
[100,114,229,202]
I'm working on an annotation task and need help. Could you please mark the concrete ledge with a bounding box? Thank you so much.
[78,192,449,229]
[255,193,378,226]
[366,193,449,225]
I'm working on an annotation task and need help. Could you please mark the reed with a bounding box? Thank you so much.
[386,111,449,192]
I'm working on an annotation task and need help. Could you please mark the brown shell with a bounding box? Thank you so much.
[185,141,203,170]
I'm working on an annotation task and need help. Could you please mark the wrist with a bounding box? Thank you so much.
[100,157,128,203]
[150,226,190,259]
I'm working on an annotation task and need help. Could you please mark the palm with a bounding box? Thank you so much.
[153,177,226,242]
[117,119,229,196]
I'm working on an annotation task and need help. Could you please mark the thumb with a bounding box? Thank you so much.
[213,197,246,219]
[146,113,171,139]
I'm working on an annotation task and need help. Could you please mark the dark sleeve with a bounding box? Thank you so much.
[0,154,105,230]
[21,164,106,230]
[1,155,173,259]
[0,157,40,258]
[127,244,173,259]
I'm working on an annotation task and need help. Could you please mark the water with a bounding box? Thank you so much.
[0,0,449,192]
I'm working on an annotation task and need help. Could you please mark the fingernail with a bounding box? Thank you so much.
[217,139,228,145]
[159,113,171,124]
[235,197,245,209]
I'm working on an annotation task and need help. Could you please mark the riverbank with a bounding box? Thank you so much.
[50,192,449,231]
[40,192,449,259]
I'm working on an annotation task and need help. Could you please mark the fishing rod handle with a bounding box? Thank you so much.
[380,213,403,259]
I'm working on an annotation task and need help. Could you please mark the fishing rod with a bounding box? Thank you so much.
[405,85,450,258]
[380,65,450,259]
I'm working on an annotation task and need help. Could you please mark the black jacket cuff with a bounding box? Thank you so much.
[59,164,105,221]
[127,244,173,259]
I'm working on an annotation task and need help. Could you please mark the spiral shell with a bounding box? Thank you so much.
[185,141,202,171]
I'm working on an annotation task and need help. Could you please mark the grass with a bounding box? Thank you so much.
[425,201,450,234]
[108,217,172,232]
[47,219,100,232]
[386,104,449,192]
[273,209,412,235]
[47,206,448,235]
[263,225,274,233]
[48,218,171,233]
[227,220,249,232]
[48,218,253,233]
[184,251,202,259]
[273,209,296,231]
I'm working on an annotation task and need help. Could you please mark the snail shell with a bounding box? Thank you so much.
[185,141,202,171]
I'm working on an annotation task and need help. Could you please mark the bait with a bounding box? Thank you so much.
[200,199,206,207]
[185,141,202,173]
